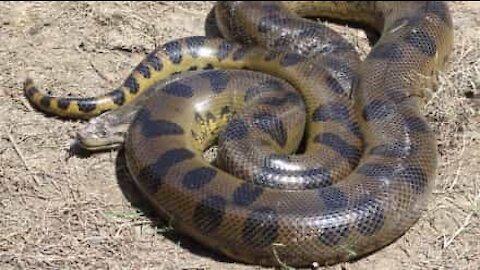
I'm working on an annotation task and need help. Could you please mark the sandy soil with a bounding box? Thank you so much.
[1,1,479,270]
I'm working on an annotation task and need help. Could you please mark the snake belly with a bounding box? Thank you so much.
[23,1,454,267]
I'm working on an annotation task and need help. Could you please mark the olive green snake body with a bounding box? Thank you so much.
[24,1,454,267]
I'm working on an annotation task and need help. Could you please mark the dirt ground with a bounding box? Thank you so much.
[1,1,479,270]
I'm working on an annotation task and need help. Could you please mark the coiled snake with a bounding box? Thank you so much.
[24,1,454,267]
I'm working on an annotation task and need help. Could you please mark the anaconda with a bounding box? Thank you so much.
[24,1,454,267]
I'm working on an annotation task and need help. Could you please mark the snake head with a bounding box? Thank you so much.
[75,111,129,151]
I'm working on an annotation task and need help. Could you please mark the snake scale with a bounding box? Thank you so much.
[24,1,454,267]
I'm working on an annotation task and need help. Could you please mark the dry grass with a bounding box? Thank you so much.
[0,1,479,270]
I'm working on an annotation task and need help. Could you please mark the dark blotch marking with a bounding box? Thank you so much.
[297,25,319,39]
[370,42,403,60]
[280,53,303,66]
[57,98,70,110]
[162,82,194,98]
[191,130,199,141]
[25,86,39,97]
[217,41,233,61]
[138,109,184,138]
[258,96,288,107]
[136,63,151,79]
[233,183,264,207]
[182,167,217,190]
[347,122,363,140]
[221,118,249,141]
[318,222,349,247]
[188,65,198,71]
[77,98,97,112]
[319,187,348,212]
[124,75,140,94]
[253,112,287,147]
[193,195,226,234]
[406,29,437,56]
[397,166,429,194]
[199,70,228,94]
[163,40,182,64]
[263,79,286,91]
[312,102,362,139]
[203,63,215,70]
[404,116,429,133]
[232,46,249,61]
[136,148,194,193]
[186,36,206,58]
[325,74,345,95]
[362,100,396,121]
[259,92,301,107]
[220,106,231,118]
[242,207,279,248]
[314,133,361,167]
[146,54,163,71]
[357,163,394,180]
[386,88,409,104]
[271,36,291,54]
[245,86,261,102]
[244,79,284,102]
[40,96,51,108]
[312,102,350,122]
[194,112,204,123]
[108,89,126,106]
[354,196,385,236]
[205,112,216,123]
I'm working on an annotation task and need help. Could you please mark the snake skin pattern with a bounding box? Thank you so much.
[24,1,454,267]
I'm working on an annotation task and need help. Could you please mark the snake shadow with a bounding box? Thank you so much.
[112,148,238,266]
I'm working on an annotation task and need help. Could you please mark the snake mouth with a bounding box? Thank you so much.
[75,136,124,151]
